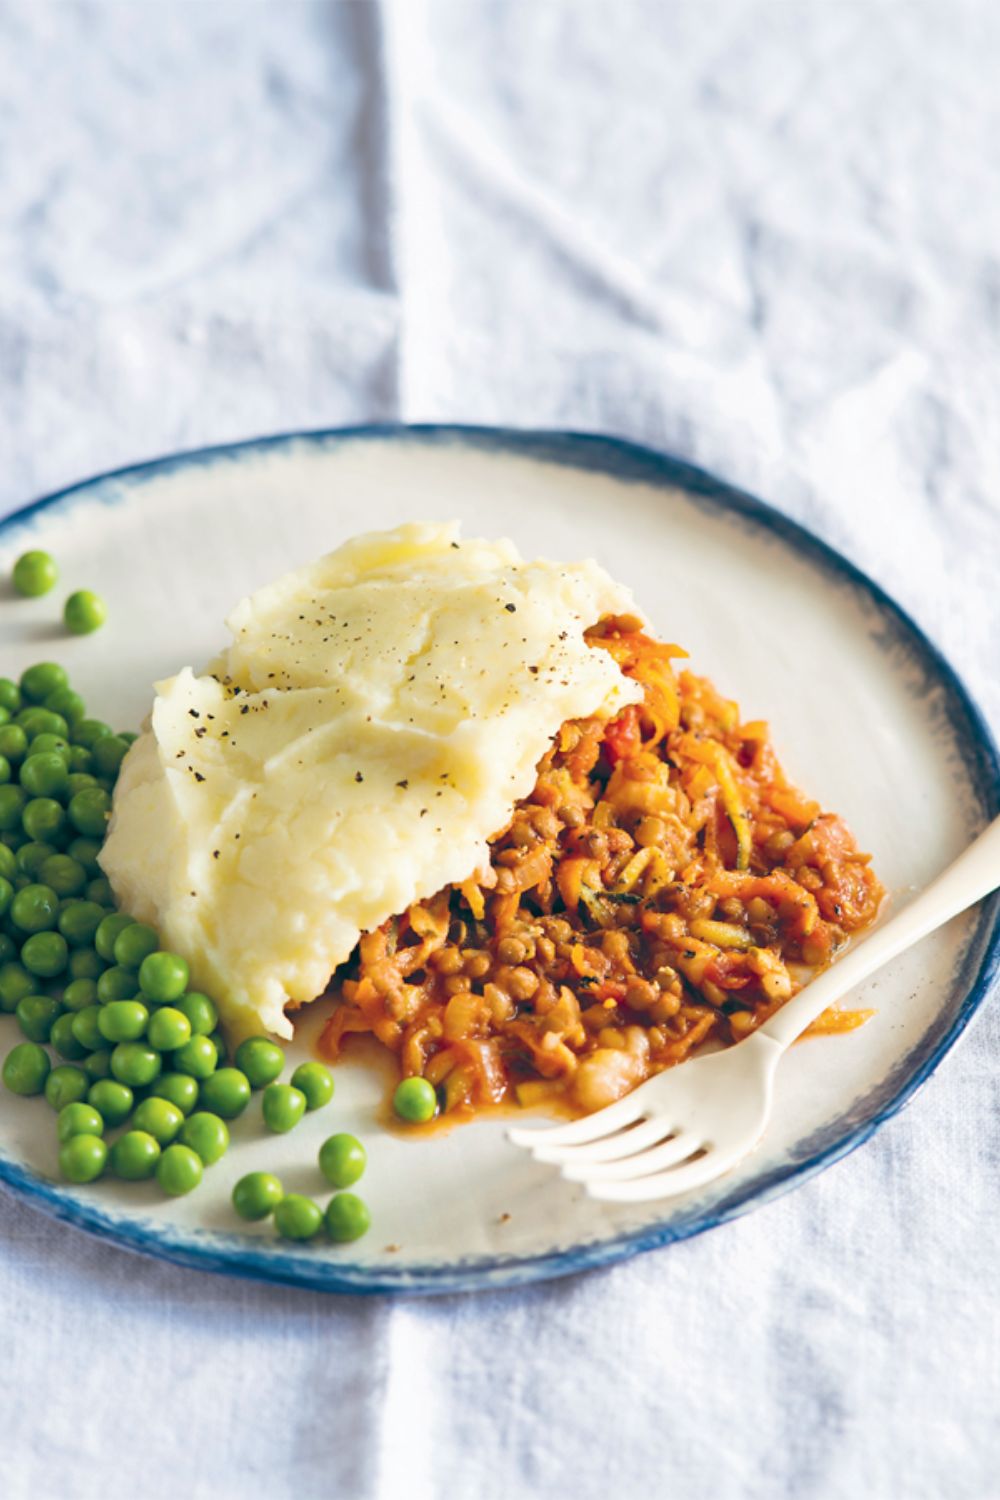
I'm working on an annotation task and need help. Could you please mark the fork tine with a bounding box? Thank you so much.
[507,1096,643,1150]
[584,1150,726,1202]
[531,1115,678,1167]
[563,1131,698,1183]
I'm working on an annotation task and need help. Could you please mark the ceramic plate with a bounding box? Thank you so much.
[1,426,997,1295]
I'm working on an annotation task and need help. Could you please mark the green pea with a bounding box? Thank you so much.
[132,1096,184,1146]
[148,1072,199,1116]
[65,836,101,873]
[290,1061,334,1111]
[83,1048,112,1081]
[172,1034,217,1080]
[16,841,56,880]
[96,966,141,1005]
[318,1133,366,1189]
[146,1007,191,1053]
[67,745,92,773]
[0,843,14,881]
[0,754,9,785]
[207,1031,228,1065]
[324,1193,371,1243]
[70,718,111,750]
[110,1041,160,1088]
[110,1129,160,1181]
[0,874,11,918]
[68,947,105,981]
[20,753,69,800]
[2,1040,51,1095]
[87,1078,133,1126]
[12,551,58,597]
[22,797,66,844]
[0,962,34,1012]
[0,935,15,965]
[92,735,129,779]
[58,899,106,947]
[19,707,69,741]
[138,950,189,1004]
[45,1063,90,1110]
[273,1194,323,1242]
[64,590,107,636]
[57,1101,105,1143]
[0,679,21,714]
[0,722,28,768]
[113,923,158,970]
[21,931,68,978]
[176,992,217,1036]
[262,1083,306,1134]
[59,1133,107,1184]
[232,1036,284,1089]
[50,1011,88,1060]
[67,786,111,838]
[70,1005,105,1052]
[20,662,67,703]
[198,1067,250,1120]
[15,992,63,1042]
[85,876,114,906]
[39,854,87,898]
[0,781,28,828]
[156,1143,203,1197]
[179,1111,229,1165]
[44,688,86,728]
[392,1076,438,1124]
[232,1171,284,1221]
[95,913,132,960]
[98,1000,149,1044]
[30,732,71,763]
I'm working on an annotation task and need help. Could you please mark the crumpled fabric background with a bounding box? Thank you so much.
[1,4,999,1498]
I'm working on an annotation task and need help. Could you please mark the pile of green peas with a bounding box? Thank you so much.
[0,661,372,1242]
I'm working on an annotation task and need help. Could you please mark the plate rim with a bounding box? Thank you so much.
[2,420,998,1297]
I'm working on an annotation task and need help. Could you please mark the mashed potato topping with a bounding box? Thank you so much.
[99,523,643,1038]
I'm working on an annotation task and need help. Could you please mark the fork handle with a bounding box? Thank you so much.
[757,813,1000,1051]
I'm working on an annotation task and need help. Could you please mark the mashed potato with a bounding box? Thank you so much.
[99,522,643,1039]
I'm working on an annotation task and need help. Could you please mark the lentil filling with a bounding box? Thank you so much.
[320,618,884,1117]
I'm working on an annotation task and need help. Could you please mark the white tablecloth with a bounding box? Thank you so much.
[1,4,998,1497]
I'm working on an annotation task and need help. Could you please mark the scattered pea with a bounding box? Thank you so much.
[156,1143,203,1197]
[146,1007,191,1053]
[12,551,58,598]
[179,1111,229,1166]
[262,1083,306,1134]
[138,950,189,1004]
[291,1061,334,1111]
[64,590,108,636]
[148,1072,199,1116]
[131,1096,184,1146]
[87,1079,133,1127]
[324,1192,371,1243]
[57,1102,104,1142]
[273,1194,323,1242]
[110,1041,161,1088]
[59,1133,108,1184]
[232,1171,284,1221]
[199,1067,251,1120]
[392,1076,438,1124]
[172,1034,217,1080]
[110,1130,160,1181]
[44,1063,89,1110]
[234,1035,284,1089]
[319,1134,366,1189]
[2,1040,51,1096]
[113,923,158,969]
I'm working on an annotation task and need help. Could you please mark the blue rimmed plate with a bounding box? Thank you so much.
[1,425,998,1295]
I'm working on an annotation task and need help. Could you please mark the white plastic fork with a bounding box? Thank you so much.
[508,814,1000,1203]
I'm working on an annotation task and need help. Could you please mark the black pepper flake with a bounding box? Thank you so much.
[194,726,207,738]
[175,750,185,759]
[504,603,516,613]
[194,771,206,783]
[396,779,409,789]
[240,705,249,715]
[188,709,200,719]
[212,850,220,860]
[355,772,364,783]
[529,665,539,674]
[420,808,428,817]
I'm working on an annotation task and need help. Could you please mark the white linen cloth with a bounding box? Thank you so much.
[1,3,998,1497]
